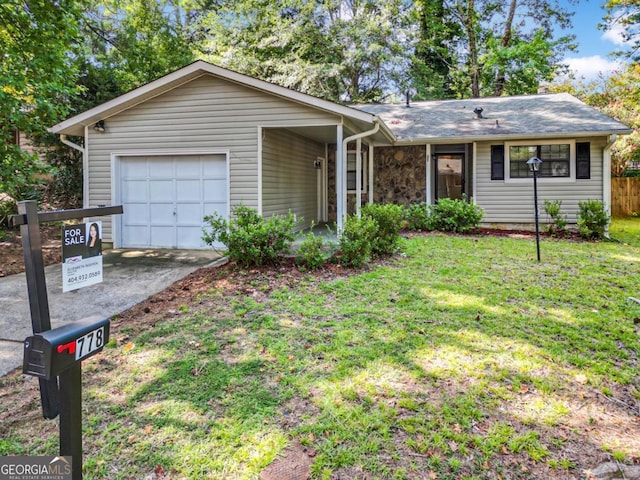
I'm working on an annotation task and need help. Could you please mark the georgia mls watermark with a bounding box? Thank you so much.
[0,456,72,480]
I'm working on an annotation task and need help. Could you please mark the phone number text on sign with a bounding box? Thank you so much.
[66,270,101,285]
[62,257,103,292]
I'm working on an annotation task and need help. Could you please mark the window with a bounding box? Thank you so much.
[576,142,591,179]
[509,144,570,178]
[346,151,367,191]
[491,145,505,180]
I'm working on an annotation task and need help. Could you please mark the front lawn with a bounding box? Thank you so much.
[1,233,639,479]
[610,216,640,247]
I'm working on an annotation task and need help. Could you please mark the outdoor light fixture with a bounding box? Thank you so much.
[314,159,322,169]
[527,156,542,262]
[93,120,105,132]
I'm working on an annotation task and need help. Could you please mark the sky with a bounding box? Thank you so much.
[559,0,627,81]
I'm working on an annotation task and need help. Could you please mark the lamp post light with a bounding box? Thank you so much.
[527,156,542,262]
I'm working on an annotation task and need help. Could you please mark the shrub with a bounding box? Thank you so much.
[577,200,609,240]
[202,205,296,266]
[403,203,431,231]
[362,203,404,255]
[338,214,378,267]
[428,197,483,233]
[296,230,330,270]
[543,200,568,237]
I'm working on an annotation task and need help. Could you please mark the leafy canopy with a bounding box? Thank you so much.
[0,0,82,199]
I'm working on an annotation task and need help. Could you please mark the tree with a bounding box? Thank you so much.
[553,64,640,176]
[411,0,459,100]
[81,0,196,95]
[196,0,414,103]
[412,0,576,98]
[0,0,83,200]
[602,0,640,61]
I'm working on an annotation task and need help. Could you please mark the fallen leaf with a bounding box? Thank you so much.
[127,435,136,444]
[500,445,509,455]
[144,424,152,435]
[428,471,437,479]
[575,374,588,384]
[123,342,135,353]
[307,432,315,442]
[520,384,529,394]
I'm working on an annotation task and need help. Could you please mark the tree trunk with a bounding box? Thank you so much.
[493,0,518,96]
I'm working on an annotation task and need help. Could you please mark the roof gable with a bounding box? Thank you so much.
[50,60,379,136]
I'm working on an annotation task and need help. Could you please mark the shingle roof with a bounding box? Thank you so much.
[354,92,631,143]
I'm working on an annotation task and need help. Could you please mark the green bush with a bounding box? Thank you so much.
[577,200,609,240]
[338,214,378,267]
[403,203,431,231]
[428,197,483,233]
[296,230,330,270]
[202,205,296,266]
[362,203,403,255]
[543,200,568,237]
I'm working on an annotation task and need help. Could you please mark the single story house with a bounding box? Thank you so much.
[50,60,631,249]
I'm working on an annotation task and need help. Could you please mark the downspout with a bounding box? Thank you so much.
[339,120,380,232]
[603,134,617,236]
[60,134,84,154]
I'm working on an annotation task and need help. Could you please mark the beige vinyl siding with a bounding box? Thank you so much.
[262,129,323,229]
[475,138,606,225]
[87,74,340,241]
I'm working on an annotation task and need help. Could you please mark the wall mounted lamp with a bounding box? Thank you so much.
[93,120,105,132]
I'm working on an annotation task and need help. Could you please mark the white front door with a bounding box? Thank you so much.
[119,154,228,249]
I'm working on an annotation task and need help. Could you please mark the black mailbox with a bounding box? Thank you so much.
[23,316,110,380]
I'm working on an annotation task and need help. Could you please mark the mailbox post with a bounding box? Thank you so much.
[11,201,123,480]
[23,317,110,479]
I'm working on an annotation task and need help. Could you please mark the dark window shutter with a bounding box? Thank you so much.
[491,145,504,180]
[576,142,590,179]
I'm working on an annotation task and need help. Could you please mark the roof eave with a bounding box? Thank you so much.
[392,129,633,145]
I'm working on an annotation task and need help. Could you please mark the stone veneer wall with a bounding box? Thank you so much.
[327,144,426,221]
[373,145,426,206]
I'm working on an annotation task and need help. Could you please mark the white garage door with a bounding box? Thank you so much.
[120,154,228,249]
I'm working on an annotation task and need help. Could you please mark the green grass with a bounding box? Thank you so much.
[610,216,640,247]
[3,233,640,479]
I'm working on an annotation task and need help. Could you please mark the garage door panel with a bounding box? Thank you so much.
[149,180,173,201]
[150,226,175,248]
[176,203,202,224]
[149,159,173,178]
[177,158,201,178]
[123,226,149,246]
[122,158,147,177]
[177,226,204,249]
[123,180,148,202]
[124,203,149,223]
[120,154,227,249]
[150,204,175,224]
[176,180,201,202]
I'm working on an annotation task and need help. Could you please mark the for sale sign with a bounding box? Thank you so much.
[61,221,103,292]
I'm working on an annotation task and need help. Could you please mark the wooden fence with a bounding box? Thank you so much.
[612,177,640,217]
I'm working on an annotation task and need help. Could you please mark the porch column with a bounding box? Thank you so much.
[368,143,374,204]
[425,144,432,205]
[356,138,362,217]
[336,124,344,232]
[603,134,616,221]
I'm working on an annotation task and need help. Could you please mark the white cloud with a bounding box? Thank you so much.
[560,55,626,81]
[601,21,628,46]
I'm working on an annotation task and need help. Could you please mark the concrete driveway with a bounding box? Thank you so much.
[0,248,223,377]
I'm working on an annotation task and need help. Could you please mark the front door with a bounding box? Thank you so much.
[435,154,464,200]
